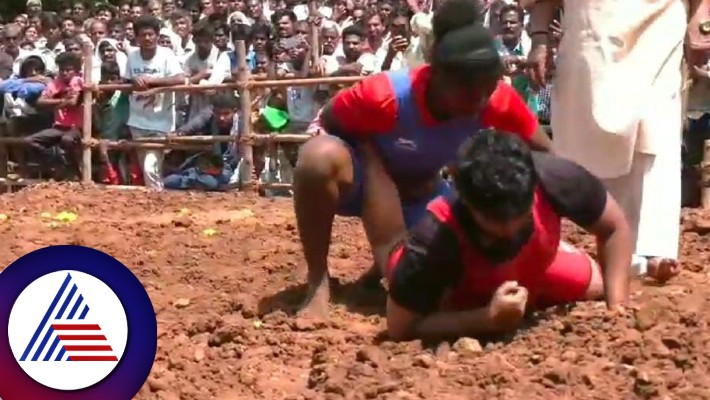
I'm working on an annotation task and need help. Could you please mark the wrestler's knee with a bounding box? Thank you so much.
[295,135,352,182]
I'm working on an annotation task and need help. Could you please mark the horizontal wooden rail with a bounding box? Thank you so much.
[0,177,44,186]
[260,182,293,190]
[92,76,364,94]
[129,133,312,144]
[0,134,314,151]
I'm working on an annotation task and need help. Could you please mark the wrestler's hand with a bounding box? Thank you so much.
[488,281,528,331]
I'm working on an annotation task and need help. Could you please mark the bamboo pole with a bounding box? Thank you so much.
[93,75,363,93]
[81,42,94,183]
[95,184,151,191]
[102,142,214,150]
[133,133,312,144]
[309,0,320,67]
[702,139,710,209]
[0,141,8,193]
[251,133,313,143]
[0,134,313,151]
[236,40,255,190]
[0,137,25,145]
[0,133,312,145]
[0,177,45,186]
[259,182,293,190]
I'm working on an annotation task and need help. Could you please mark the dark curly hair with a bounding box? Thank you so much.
[453,129,537,221]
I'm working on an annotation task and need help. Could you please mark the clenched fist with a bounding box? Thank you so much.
[488,281,529,331]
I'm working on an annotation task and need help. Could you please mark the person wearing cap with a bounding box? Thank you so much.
[293,0,553,317]
[374,129,633,341]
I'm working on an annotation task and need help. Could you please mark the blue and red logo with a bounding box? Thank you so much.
[0,246,157,399]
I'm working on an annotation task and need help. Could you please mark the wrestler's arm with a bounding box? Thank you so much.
[386,217,499,341]
[538,154,632,308]
[586,193,632,307]
[481,81,552,152]
[318,74,397,139]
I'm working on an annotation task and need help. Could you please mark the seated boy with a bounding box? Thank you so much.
[368,129,636,341]
[25,52,84,179]
[164,92,241,191]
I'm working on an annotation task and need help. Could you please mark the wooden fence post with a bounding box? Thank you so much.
[236,40,255,190]
[81,42,94,183]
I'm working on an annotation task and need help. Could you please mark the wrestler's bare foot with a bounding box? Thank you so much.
[646,257,680,284]
[298,278,330,319]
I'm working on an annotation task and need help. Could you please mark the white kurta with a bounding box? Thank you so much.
[551,0,687,259]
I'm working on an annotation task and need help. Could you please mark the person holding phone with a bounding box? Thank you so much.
[380,10,425,71]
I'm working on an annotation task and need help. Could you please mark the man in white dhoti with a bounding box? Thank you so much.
[523,0,710,282]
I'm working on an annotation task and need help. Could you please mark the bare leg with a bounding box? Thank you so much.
[293,135,354,317]
[583,258,605,300]
[359,142,407,278]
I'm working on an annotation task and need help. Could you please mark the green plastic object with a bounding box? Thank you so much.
[262,106,290,132]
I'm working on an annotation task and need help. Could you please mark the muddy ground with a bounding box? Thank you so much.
[0,184,709,400]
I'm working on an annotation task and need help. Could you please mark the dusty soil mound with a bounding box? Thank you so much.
[0,184,709,400]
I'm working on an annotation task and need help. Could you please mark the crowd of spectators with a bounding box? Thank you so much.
[0,0,563,192]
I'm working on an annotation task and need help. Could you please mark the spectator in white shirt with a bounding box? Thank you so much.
[183,21,231,120]
[97,38,128,76]
[170,10,196,62]
[380,10,425,71]
[331,0,355,30]
[125,15,186,189]
[363,10,386,56]
[89,20,108,47]
[331,24,376,76]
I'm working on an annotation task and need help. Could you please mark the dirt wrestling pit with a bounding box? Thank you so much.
[1,184,710,399]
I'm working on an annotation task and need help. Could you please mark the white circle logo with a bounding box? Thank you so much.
[7,270,128,391]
